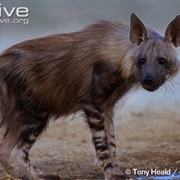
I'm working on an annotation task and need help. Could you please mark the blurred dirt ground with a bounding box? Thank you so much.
[0,106,180,180]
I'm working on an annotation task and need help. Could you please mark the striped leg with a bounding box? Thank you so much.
[105,108,116,162]
[12,108,60,180]
[0,128,20,179]
[6,108,47,180]
[84,104,126,180]
[13,135,44,180]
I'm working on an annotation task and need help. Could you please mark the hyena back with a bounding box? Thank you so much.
[0,13,179,180]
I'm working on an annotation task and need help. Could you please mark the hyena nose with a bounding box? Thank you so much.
[143,75,154,85]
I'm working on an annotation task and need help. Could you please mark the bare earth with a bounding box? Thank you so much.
[0,106,180,180]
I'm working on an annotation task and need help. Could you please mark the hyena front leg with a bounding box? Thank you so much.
[104,108,116,162]
[84,104,130,180]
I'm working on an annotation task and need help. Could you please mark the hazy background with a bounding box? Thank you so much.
[0,0,180,112]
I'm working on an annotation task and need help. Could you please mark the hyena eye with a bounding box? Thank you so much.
[138,58,146,65]
[158,58,167,65]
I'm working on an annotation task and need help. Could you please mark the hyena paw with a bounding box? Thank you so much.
[104,164,136,180]
[38,174,61,180]
[20,175,30,180]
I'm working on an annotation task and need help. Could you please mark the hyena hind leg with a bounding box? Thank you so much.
[0,127,20,179]
[12,110,60,180]
[12,136,44,180]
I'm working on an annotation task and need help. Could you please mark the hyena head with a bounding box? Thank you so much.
[130,13,180,92]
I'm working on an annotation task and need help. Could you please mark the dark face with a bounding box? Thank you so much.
[136,39,179,92]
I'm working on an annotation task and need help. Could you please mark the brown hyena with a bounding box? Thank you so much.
[0,13,179,180]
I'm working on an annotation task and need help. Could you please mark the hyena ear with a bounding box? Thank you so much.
[165,15,180,47]
[129,13,148,45]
